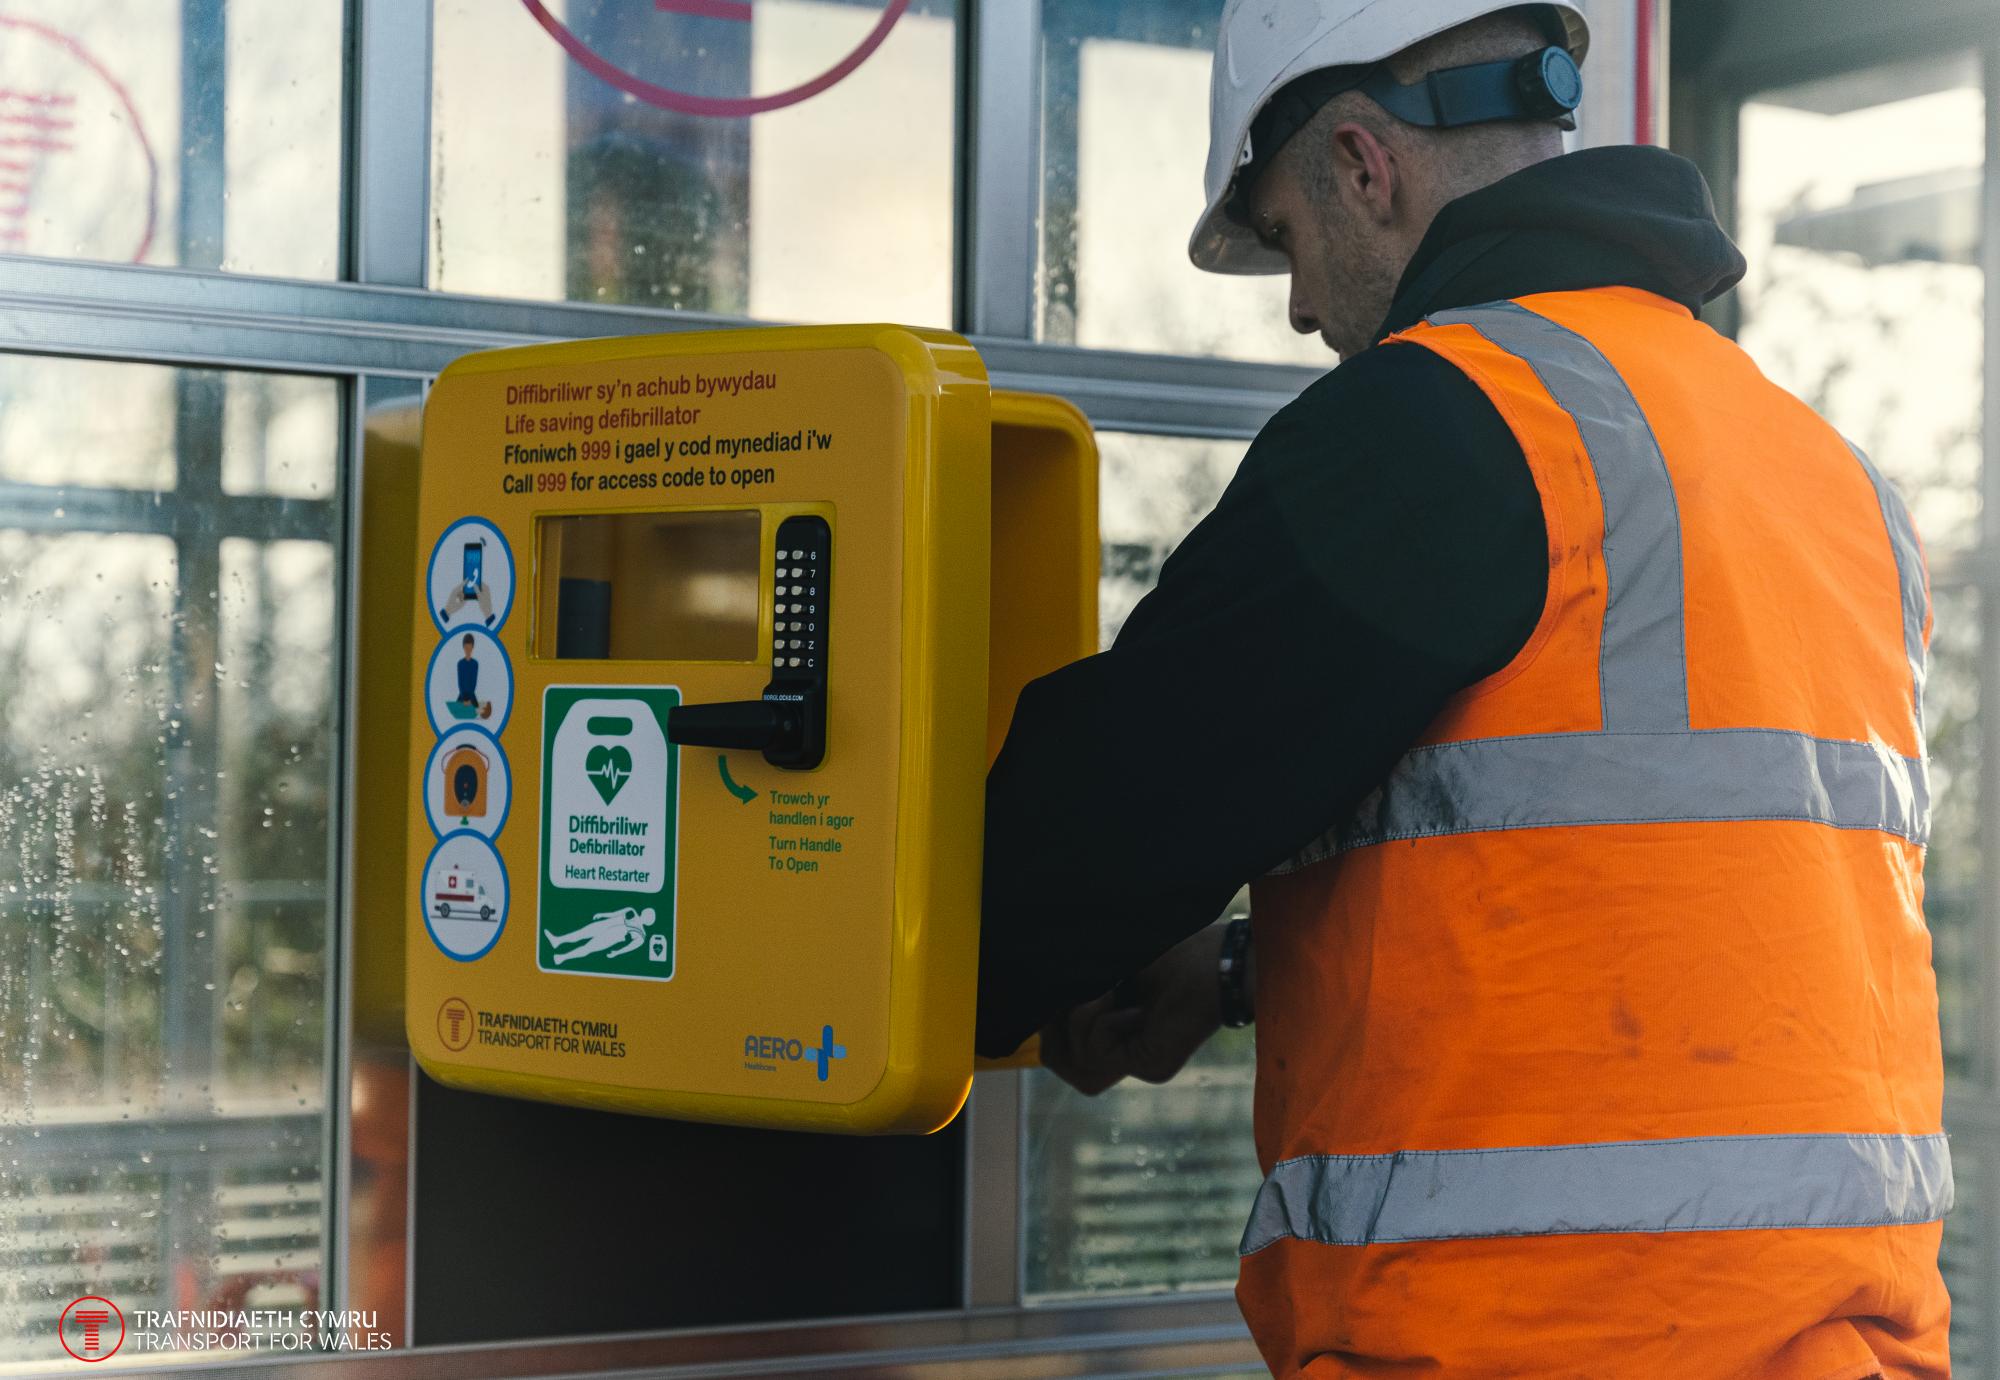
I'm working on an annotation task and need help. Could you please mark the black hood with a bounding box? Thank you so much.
[1376,145,1748,342]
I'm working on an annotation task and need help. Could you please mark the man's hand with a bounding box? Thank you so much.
[1039,923,1230,1095]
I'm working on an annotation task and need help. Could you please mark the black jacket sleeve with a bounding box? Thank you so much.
[973,342,1550,1057]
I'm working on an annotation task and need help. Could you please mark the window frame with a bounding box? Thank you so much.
[0,0,1319,1372]
[1672,4,2000,1370]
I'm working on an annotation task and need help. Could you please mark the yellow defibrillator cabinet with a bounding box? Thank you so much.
[395,325,1095,1135]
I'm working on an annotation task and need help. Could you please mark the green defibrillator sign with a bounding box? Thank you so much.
[538,686,681,980]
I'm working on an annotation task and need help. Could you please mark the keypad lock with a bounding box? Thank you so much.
[666,515,830,770]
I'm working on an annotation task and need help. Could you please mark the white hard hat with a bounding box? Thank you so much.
[1190,0,1591,274]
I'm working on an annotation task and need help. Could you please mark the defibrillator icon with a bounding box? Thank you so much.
[447,743,490,817]
[424,727,511,839]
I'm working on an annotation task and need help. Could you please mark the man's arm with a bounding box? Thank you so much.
[975,342,1549,1058]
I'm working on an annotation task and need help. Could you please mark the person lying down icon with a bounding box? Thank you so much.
[545,906,657,965]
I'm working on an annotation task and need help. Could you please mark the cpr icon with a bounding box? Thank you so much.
[426,626,513,736]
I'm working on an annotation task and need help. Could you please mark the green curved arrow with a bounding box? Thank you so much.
[717,754,757,804]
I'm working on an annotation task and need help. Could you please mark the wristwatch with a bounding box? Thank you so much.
[1218,915,1254,1028]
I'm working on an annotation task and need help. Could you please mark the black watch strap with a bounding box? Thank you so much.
[1218,916,1254,1028]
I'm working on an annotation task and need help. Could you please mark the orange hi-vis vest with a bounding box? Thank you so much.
[1240,288,1951,1379]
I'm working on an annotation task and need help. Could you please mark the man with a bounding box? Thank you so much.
[453,633,492,721]
[975,1,1952,1374]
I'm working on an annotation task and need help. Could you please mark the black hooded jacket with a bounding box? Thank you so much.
[975,147,1747,1057]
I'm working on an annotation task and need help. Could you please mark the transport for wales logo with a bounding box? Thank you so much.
[59,1297,124,1361]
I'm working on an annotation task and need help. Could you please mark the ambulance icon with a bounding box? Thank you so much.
[421,831,509,962]
[432,867,497,923]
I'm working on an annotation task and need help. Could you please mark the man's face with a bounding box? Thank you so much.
[461,637,475,657]
[1243,141,1400,361]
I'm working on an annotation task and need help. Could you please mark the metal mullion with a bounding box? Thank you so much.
[0,262,1315,436]
[162,366,226,1315]
[349,0,435,287]
[1937,50,2000,1373]
[325,373,363,1335]
[962,1069,1025,1307]
[0,485,334,543]
[179,0,228,271]
[333,374,423,1349]
[962,0,1044,339]
[1978,47,2000,1104]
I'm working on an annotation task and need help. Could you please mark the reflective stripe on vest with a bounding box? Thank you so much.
[1848,438,1931,736]
[1271,301,1932,877]
[1239,1132,1954,1254]
[1439,301,1692,731]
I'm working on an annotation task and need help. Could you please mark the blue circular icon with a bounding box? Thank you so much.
[429,517,516,635]
[426,626,514,737]
[421,830,509,963]
[422,725,511,840]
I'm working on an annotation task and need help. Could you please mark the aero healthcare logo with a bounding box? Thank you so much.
[743,1024,847,1081]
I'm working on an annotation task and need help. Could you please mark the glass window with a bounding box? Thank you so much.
[1025,432,1262,1297]
[1736,53,1984,552]
[0,1,343,277]
[430,0,958,326]
[1733,51,1988,1368]
[0,357,339,1364]
[1736,53,1987,1065]
[1040,1,1324,366]
[0,355,176,489]
[1096,432,1250,644]
[222,377,342,500]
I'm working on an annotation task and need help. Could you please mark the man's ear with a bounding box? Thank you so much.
[1327,121,1399,227]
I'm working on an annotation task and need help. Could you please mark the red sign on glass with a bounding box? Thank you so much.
[519,0,912,118]
[0,16,158,263]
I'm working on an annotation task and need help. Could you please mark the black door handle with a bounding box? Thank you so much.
[667,687,822,769]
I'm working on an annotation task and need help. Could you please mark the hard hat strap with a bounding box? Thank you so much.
[1229,46,1582,224]
[1360,47,1583,131]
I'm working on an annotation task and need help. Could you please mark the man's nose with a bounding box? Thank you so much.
[1289,280,1319,336]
